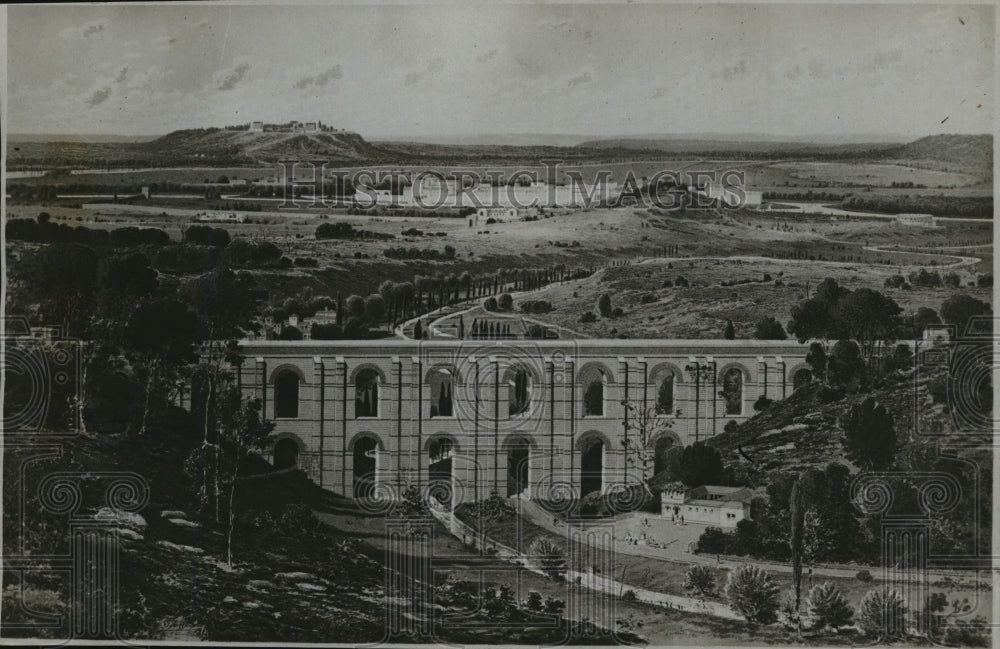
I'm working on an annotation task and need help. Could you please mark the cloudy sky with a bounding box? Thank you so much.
[6,3,994,139]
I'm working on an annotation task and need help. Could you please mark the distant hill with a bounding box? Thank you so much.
[144,128,389,164]
[878,134,992,171]
[576,133,993,169]
[574,137,901,157]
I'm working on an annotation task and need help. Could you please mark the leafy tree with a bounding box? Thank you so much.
[754,316,787,340]
[346,294,366,318]
[943,272,962,288]
[484,296,498,312]
[857,589,907,638]
[807,582,854,629]
[725,564,780,626]
[124,298,201,435]
[684,565,718,597]
[17,243,99,338]
[677,442,723,487]
[787,278,849,343]
[828,339,864,389]
[834,288,902,367]
[882,343,914,374]
[364,294,386,324]
[498,293,514,311]
[183,387,273,568]
[806,342,828,383]
[723,320,735,339]
[940,294,991,336]
[597,293,612,317]
[842,398,896,470]
[180,269,262,517]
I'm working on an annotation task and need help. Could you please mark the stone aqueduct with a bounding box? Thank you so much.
[229,339,811,506]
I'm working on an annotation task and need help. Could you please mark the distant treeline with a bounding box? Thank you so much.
[315,222,394,240]
[762,190,849,201]
[6,217,170,246]
[839,194,992,219]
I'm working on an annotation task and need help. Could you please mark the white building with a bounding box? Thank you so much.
[896,213,935,227]
[661,483,753,528]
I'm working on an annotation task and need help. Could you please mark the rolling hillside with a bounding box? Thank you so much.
[880,134,993,172]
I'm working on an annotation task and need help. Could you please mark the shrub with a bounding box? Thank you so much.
[610,307,624,318]
[524,591,544,612]
[674,275,689,287]
[884,274,907,289]
[856,570,873,582]
[579,311,597,323]
[498,293,514,311]
[807,582,854,629]
[725,564,780,626]
[277,325,303,340]
[310,323,342,340]
[530,538,567,579]
[543,596,565,615]
[857,588,907,638]
[621,589,638,602]
[754,316,787,340]
[696,527,728,554]
[684,565,718,597]
[597,293,612,317]
[640,293,657,304]
[753,396,773,412]
[483,296,498,312]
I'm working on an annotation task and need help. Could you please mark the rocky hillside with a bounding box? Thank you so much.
[705,361,988,476]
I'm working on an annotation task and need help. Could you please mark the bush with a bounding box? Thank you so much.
[579,311,597,323]
[621,589,638,602]
[684,565,718,597]
[725,564,780,626]
[611,307,624,317]
[884,274,906,289]
[754,316,787,340]
[674,275,689,287]
[640,292,658,304]
[483,296,498,312]
[857,588,907,638]
[184,224,231,247]
[530,538,566,579]
[856,570,873,582]
[696,527,728,554]
[524,591,544,612]
[498,293,513,311]
[310,323,342,340]
[597,293,612,317]
[753,396,773,412]
[277,325,303,340]
[807,582,854,629]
